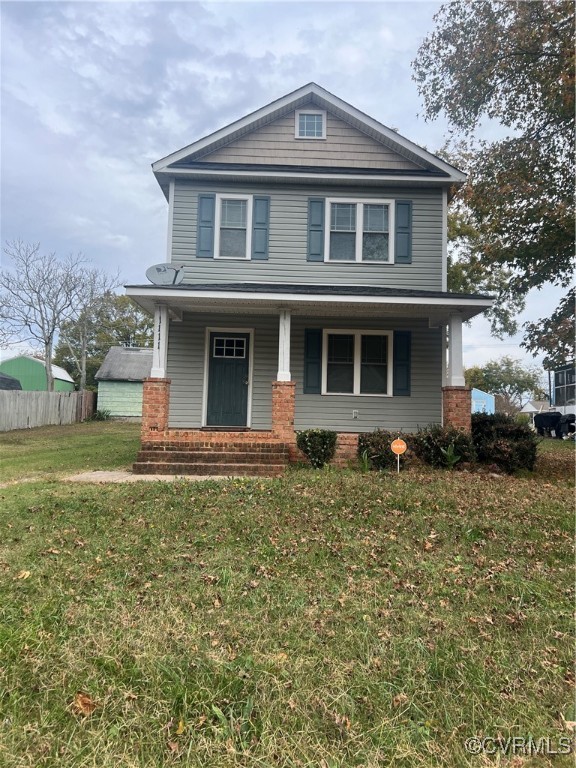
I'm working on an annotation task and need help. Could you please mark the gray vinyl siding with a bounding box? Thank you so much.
[171,180,443,291]
[292,317,442,432]
[200,113,422,169]
[97,381,143,417]
[166,313,442,433]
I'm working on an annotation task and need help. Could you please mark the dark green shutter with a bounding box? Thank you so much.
[197,194,215,258]
[304,329,322,393]
[307,198,325,262]
[395,200,412,264]
[252,196,270,260]
[393,331,411,396]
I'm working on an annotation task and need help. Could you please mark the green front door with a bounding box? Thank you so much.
[206,332,250,427]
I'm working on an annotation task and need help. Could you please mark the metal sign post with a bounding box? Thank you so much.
[391,438,407,474]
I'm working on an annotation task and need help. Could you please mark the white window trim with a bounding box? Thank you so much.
[321,329,393,397]
[214,193,253,260]
[295,109,327,140]
[324,198,395,264]
[202,327,254,427]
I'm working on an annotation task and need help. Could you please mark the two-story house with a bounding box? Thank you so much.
[127,83,492,475]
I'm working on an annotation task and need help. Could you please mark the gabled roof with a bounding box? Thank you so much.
[95,346,153,382]
[0,355,74,382]
[520,400,551,413]
[152,82,465,184]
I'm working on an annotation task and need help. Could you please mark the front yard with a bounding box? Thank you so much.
[0,426,574,766]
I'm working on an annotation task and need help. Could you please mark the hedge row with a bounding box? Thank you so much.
[357,414,539,474]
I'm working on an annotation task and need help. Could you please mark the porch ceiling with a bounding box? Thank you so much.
[126,283,492,325]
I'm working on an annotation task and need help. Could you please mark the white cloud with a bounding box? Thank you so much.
[1,0,559,368]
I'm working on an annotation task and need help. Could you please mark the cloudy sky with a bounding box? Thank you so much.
[1,0,551,369]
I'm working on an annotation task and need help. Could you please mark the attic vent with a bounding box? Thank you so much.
[295,109,326,140]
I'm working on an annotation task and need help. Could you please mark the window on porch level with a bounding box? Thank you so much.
[323,330,392,396]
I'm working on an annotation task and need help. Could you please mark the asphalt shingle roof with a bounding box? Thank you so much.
[95,347,153,382]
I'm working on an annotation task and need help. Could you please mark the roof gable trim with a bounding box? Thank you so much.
[152,83,465,182]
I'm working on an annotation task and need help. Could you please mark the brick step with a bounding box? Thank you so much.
[132,461,286,477]
[136,450,289,465]
[140,442,288,454]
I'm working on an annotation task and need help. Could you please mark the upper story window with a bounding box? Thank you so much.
[325,198,394,263]
[295,109,326,139]
[214,194,252,260]
[197,193,270,261]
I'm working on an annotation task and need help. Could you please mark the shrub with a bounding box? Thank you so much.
[472,413,539,473]
[296,429,337,469]
[357,429,402,471]
[91,408,112,421]
[411,424,476,468]
[515,413,532,427]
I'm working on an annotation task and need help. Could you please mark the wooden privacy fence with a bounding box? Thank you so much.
[0,391,95,432]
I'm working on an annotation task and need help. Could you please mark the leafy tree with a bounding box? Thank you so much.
[0,240,84,391]
[413,0,575,367]
[54,294,153,390]
[57,271,120,391]
[465,356,546,412]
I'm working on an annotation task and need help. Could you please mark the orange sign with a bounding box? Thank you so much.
[391,438,407,455]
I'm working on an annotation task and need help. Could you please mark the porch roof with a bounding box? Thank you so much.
[126,282,492,324]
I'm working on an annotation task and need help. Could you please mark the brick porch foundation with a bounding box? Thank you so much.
[138,380,472,473]
[137,378,298,475]
[442,386,472,431]
[141,378,297,446]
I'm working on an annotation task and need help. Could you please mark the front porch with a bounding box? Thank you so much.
[127,283,492,475]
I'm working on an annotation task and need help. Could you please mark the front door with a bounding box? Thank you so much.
[206,332,250,427]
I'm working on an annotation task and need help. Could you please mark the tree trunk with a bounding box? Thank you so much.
[45,342,54,392]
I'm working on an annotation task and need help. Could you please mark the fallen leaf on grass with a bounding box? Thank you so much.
[175,719,185,735]
[392,693,409,708]
[71,692,97,717]
[17,571,31,580]
[560,713,576,731]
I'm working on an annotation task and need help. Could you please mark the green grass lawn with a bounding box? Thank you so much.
[0,421,141,483]
[0,429,574,766]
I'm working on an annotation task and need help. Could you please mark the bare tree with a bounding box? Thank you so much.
[59,270,121,390]
[0,240,86,391]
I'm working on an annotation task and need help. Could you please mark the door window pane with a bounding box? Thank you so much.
[213,337,246,358]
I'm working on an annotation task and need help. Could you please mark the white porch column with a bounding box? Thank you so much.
[151,304,169,378]
[277,309,291,381]
[447,314,465,386]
